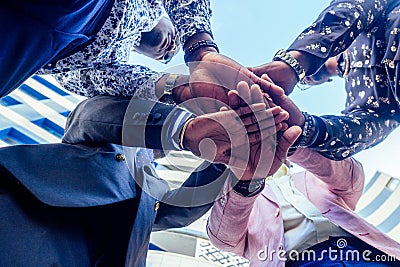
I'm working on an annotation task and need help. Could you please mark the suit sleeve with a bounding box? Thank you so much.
[62,95,194,150]
[288,148,365,210]
[152,163,227,231]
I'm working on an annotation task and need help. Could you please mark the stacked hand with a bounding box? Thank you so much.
[182,79,301,181]
[224,81,301,180]
[174,52,286,114]
[177,50,302,180]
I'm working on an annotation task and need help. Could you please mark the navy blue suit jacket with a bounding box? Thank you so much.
[0,143,227,267]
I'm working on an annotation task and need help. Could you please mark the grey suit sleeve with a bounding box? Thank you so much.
[153,163,228,231]
[62,95,194,150]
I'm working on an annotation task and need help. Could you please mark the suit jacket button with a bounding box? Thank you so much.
[153,113,162,121]
[154,201,160,211]
[115,154,126,162]
[275,208,280,218]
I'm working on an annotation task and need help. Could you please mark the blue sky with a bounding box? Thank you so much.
[132,0,400,182]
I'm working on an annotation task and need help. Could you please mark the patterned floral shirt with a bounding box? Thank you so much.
[289,0,400,160]
[39,0,212,100]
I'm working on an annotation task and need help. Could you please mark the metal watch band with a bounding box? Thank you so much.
[164,73,180,94]
[273,49,306,82]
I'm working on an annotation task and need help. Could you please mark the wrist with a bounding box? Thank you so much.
[157,73,184,104]
[288,50,310,74]
[155,73,171,99]
[180,117,196,151]
[291,112,318,148]
[184,32,213,51]
[336,50,350,78]
[171,75,190,104]
[273,49,306,83]
[288,50,325,76]
[308,115,327,148]
[230,173,265,197]
[184,32,219,65]
[325,57,339,77]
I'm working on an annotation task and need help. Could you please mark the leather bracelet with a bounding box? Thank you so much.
[184,40,219,65]
[342,50,350,77]
[273,49,306,82]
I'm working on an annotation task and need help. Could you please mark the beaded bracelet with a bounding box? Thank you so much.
[291,112,316,148]
[184,40,219,65]
[308,115,328,148]
[273,49,306,82]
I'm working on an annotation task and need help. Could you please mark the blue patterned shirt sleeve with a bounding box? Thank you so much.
[287,0,400,160]
[53,63,163,100]
[288,0,396,73]
[163,0,213,45]
[312,112,399,160]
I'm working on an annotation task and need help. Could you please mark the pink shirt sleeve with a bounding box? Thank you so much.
[206,177,259,257]
[288,148,365,210]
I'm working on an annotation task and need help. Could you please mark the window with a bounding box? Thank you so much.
[59,110,71,117]
[32,75,69,96]
[0,128,38,145]
[386,178,400,191]
[32,118,64,139]
[0,96,21,106]
[18,84,49,100]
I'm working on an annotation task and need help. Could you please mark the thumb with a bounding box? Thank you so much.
[276,126,302,159]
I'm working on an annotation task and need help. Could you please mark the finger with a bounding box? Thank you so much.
[260,73,273,83]
[260,74,285,96]
[236,80,252,106]
[255,73,273,83]
[280,122,289,131]
[241,108,281,128]
[275,123,284,132]
[245,112,280,132]
[247,127,279,145]
[227,89,241,109]
[262,92,277,108]
[239,106,282,126]
[274,110,290,123]
[238,107,285,135]
[268,106,284,116]
[234,103,267,117]
[250,84,265,104]
[245,119,278,134]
